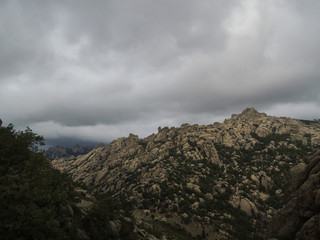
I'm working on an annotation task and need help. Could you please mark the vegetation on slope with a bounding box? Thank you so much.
[123,133,316,239]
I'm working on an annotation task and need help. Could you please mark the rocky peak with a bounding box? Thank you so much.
[227,107,269,127]
[239,107,267,119]
[128,133,139,140]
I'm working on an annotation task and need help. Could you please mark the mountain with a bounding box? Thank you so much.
[52,108,320,239]
[45,143,105,160]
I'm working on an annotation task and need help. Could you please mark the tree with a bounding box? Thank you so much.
[0,124,79,239]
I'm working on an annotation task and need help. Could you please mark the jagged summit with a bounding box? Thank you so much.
[241,107,261,116]
[231,107,267,120]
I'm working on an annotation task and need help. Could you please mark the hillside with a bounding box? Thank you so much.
[52,108,320,239]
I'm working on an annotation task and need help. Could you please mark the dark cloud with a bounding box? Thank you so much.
[0,0,320,145]
[44,137,104,149]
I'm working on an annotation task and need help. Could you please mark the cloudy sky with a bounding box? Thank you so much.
[1,0,320,146]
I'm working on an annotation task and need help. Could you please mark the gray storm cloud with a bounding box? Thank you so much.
[0,0,320,145]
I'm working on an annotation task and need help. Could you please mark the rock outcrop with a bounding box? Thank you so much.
[267,150,320,240]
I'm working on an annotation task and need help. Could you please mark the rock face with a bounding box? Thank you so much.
[267,150,320,240]
[52,108,320,239]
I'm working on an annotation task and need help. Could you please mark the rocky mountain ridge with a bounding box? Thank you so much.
[52,108,320,239]
[46,143,105,160]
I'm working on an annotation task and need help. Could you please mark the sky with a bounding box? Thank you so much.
[1,0,320,147]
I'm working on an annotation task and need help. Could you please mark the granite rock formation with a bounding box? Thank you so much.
[52,108,320,239]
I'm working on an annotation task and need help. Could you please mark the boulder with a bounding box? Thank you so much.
[107,220,121,238]
[251,174,259,185]
[205,193,213,200]
[239,198,258,216]
[186,183,201,193]
[240,198,252,215]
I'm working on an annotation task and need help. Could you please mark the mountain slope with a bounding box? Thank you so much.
[52,108,320,239]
